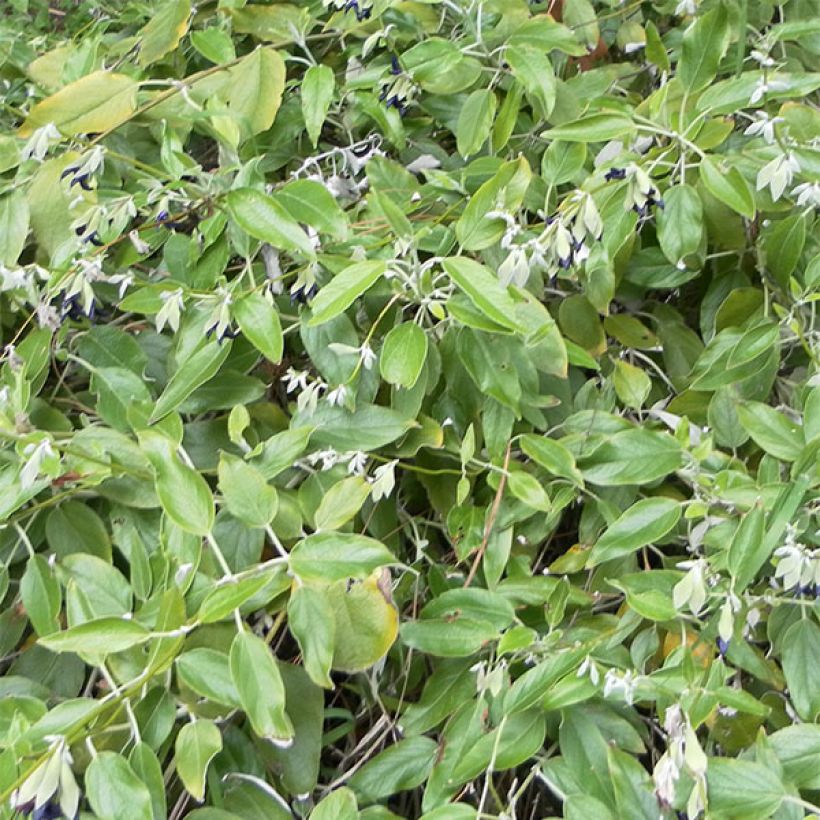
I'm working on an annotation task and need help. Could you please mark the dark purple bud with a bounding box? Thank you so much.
[604,167,626,181]
[357,6,372,19]
[716,637,729,657]
[655,198,665,210]
[156,210,169,224]
[87,233,104,247]
[391,55,401,75]
[379,85,388,101]
[399,104,408,117]
[60,165,79,181]
[70,174,93,191]
[559,255,572,270]
[572,237,584,251]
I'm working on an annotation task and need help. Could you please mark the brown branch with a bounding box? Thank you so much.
[463,441,512,588]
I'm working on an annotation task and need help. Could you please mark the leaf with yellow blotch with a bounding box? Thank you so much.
[137,0,191,67]
[20,71,138,137]
[327,569,399,673]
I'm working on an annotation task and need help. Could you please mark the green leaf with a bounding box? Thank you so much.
[311,787,358,820]
[38,617,150,655]
[456,89,496,158]
[20,554,61,636]
[706,758,784,818]
[764,215,807,288]
[541,113,636,143]
[151,339,232,422]
[782,620,820,721]
[292,403,412,452]
[349,737,438,804]
[274,179,348,239]
[314,476,370,531]
[233,293,283,363]
[400,619,499,657]
[612,359,651,409]
[678,4,730,92]
[176,720,223,802]
[505,44,555,118]
[218,453,278,528]
[190,28,235,64]
[507,470,551,512]
[176,648,242,706]
[726,503,766,592]
[288,585,335,688]
[197,571,287,623]
[520,435,583,486]
[227,188,316,259]
[86,752,153,820]
[380,323,428,389]
[289,532,395,582]
[307,260,386,326]
[699,157,755,219]
[588,497,681,566]
[139,430,214,536]
[229,629,293,743]
[21,71,138,136]
[736,401,804,461]
[302,64,335,148]
[578,429,683,486]
[0,191,29,266]
[656,184,703,266]
[442,257,521,333]
[229,48,286,137]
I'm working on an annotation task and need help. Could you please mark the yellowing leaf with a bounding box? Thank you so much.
[327,569,399,673]
[229,48,286,137]
[20,71,138,137]
[137,0,191,68]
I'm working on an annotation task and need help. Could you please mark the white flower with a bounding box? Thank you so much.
[326,384,348,407]
[296,380,326,414]
[750,49,776,68]
[674,558,709,614]
[749,77,790,105]
[370,459,398,502]
[744,113,782,145]
[261,245,284,293]
[282,367,309,394]
[21,122,61,162]
[576,655,600,685]
[674,0,697,15]
[603,669,637,704]
[155,288,185,333]
[128,230,150,255]
[0,265,31,292]
[756,152,800,202]
[498,246,530,287]
[347,451,368,475]
[359,343,377,370]
[20,439,57,490]
[792,181,820,208]
[653,752,680,807]
[36,303,60,331]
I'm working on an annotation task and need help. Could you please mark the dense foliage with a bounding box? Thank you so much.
[0,0,819,817]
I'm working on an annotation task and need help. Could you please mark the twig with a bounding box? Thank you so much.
[464,442,512,588]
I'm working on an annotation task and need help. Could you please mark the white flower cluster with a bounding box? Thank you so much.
[773,523,819,592]
[494,190,603,286]
[653,705,707,817]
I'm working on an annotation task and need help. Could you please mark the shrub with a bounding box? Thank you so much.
[0,0,818,817]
